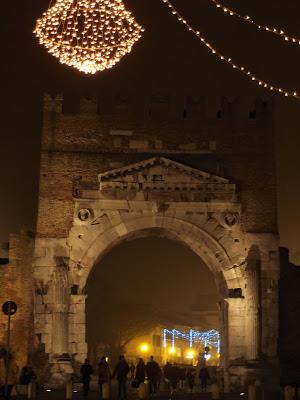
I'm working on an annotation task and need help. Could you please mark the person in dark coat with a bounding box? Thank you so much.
[135,358,146,385]
[80,359,93,397]
[19,365,36,385]
[112,355,129,399]
[186,367,195,392]
[169,364,179,393]
[199,367,209,392]
[98,357,110,398]
[145,356,160,394]
[163,362,172,390]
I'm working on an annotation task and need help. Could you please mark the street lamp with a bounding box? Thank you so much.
[140,343,149,353]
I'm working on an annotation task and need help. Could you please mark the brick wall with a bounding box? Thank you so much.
[36,94,277,237]
[0,234,34,371]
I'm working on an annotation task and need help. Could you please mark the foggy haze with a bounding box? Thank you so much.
[86,237,219,350]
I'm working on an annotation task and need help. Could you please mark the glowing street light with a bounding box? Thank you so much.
[140,343,149,353]
[186,349,195,359]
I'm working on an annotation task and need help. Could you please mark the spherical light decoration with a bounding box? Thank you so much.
[34,0,144,74]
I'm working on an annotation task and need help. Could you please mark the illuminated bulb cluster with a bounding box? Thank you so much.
[34,0,144,74]
[163,328,220,350]
[211,0,300,46]
[162,0,299,99]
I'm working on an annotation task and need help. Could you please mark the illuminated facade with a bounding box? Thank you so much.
[0,94,279,392]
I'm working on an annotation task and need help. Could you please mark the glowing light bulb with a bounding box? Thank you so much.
[34,0,143,74]
[140,343,149,353]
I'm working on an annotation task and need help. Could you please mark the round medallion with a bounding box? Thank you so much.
[78,208,91,222]
[222,212,239,228]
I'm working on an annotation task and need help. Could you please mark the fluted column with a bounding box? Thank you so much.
[218,300,229,368]
[245,263,260,361]
[52,262,69,355]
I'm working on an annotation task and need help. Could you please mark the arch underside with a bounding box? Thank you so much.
[72,215,244,295]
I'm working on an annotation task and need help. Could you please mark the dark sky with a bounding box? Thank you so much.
[1,0,300,261]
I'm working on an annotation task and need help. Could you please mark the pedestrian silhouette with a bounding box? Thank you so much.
[80,358,93,397]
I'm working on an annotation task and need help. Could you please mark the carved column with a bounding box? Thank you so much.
[218,300,229,368]
[52,259,69,356]
[245,263,260,361]
[218,299,229,392]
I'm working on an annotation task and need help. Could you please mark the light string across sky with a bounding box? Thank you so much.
[34,0,300,100]
[161,0,300,99]
[210,0,300,46]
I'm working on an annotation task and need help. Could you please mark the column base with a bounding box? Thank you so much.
[226,359,280,393]
[46,355,74,389]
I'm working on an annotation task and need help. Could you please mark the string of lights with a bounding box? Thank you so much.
[210,0,300,46]
[161,0,300,99]
[34,0,144,74]
[162,328,220,351]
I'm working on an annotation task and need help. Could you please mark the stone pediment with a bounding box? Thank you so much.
[98,157,236,202]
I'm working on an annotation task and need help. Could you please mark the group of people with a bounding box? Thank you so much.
[81,355,161,399]
[80,355,210,399]
[163,363,210,393]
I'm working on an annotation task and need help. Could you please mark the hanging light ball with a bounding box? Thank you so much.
[34,0,144,74]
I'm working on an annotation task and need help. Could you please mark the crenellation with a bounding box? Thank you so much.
[79,97,98,114]
[42,93,273,124]
[43,93,63,113]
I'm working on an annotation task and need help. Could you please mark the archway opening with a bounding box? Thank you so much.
[85,233,220,369]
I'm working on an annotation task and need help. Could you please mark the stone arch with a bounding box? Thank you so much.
[72,215,243,293]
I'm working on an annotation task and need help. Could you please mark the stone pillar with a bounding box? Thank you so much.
[245,263,260,361]
[219,300,229,368]
[52,259,69,356]
[218,300,229,392]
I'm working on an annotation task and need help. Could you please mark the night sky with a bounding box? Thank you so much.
[1,0,300,262]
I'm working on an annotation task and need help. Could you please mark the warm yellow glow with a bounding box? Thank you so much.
[140,343,149,353]
[185,349,195,359]
[34,0,144,74]
[168,347,175,354]
[162,0,300,100]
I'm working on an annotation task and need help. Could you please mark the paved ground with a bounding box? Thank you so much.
[10,386,283,400]
[10,379,284,400]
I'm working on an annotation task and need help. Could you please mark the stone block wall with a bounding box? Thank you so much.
[0,234,34,371]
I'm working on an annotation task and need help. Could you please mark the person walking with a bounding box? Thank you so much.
[169,364,179,394]
[199,367,210,392]
[163,362,172,391]
[135,358,146,385]
[80,359,93,397]
[145,356,160,394]
[112,355,129,400]
[186,367,195,393]
[19,365,36,385]
[129,363,135,382]
[98,357,110,398]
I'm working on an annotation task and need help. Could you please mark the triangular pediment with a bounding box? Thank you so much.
[98,157,235,201]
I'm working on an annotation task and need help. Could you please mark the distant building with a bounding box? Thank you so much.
[124,324,220,367]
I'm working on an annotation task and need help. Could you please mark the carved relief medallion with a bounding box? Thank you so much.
[222,211,239,229]
[77,208,93,222]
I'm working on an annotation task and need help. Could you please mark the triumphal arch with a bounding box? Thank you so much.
[31,94,279,389]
